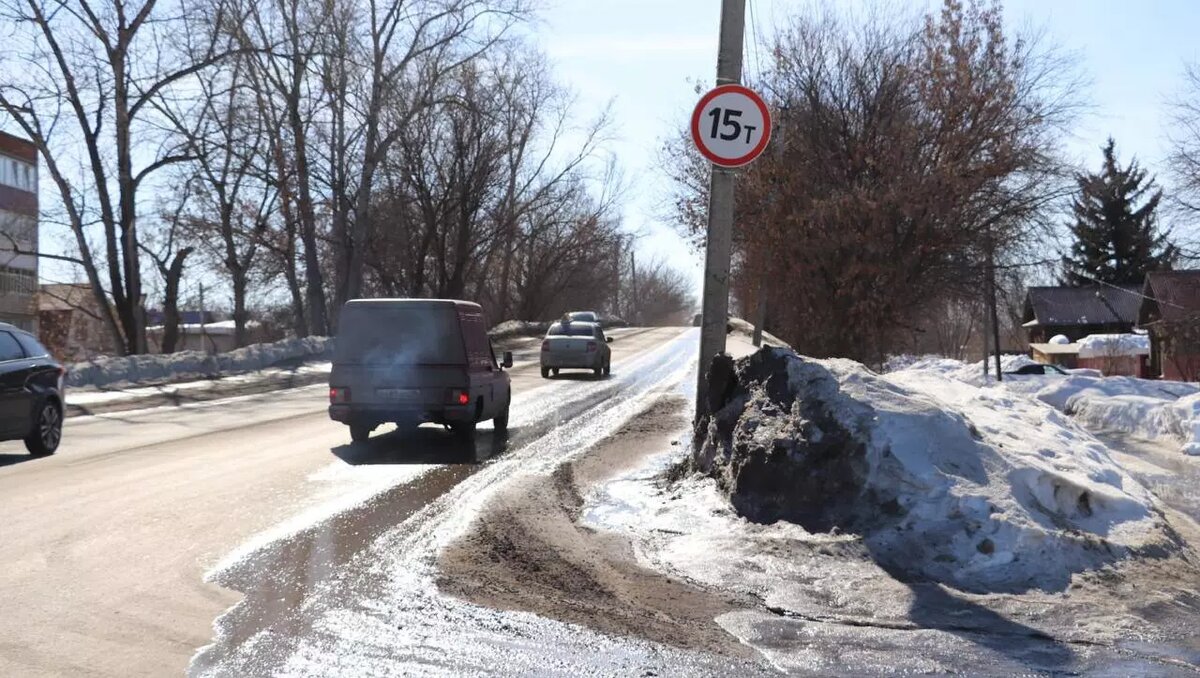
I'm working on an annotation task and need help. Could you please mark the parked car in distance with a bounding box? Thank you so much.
[328,299,513,442]
[540,321,612,378]
[567,311,598,323]
[0,323,65,455]
[1006,363,1069,376]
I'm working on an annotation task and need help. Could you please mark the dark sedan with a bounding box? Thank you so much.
[0,323,64,455]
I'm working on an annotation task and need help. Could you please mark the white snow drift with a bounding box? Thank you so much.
[691,350,1173,593]
[66,336,333,389]
[890,354,1200,456]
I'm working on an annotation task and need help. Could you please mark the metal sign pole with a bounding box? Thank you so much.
[696,0,746,414]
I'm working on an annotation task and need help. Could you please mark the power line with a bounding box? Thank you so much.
[1063,269,1189,312]
[746,0,762,79]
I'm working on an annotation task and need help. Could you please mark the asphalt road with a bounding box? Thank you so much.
[0,326,687,678]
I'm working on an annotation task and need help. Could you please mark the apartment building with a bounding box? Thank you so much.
[0,131,38,333]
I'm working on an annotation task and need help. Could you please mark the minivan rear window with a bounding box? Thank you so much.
[336,305,466,365]
[548,323,595,337]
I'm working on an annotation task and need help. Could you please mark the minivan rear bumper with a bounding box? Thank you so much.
[329,403,473,426]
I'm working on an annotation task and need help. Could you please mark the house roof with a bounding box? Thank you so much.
[1139,270,1200,324]
[1023,285,1141,327]
[38,283,96,312]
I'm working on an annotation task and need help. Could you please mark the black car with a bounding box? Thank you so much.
[0,323,64,455]
[1006,363,1069,376]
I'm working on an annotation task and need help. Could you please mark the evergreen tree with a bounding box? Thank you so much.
[1061,138,1176,286]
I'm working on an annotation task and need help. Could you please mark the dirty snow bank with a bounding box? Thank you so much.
[67,336,333,389]
[488,316,629,341]
[726,317,791,349]
[692,349,1174,593]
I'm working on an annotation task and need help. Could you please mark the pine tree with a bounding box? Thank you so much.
[1061,138,1176,286]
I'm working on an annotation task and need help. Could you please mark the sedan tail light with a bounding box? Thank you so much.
[586,341,597,353]
[330,387,351,403]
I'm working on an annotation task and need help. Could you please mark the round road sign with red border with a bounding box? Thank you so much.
[690,84,772,168]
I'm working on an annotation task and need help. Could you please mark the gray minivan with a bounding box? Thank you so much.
[328,299,513,442]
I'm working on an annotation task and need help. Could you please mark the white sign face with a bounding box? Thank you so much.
[690,84,772,168]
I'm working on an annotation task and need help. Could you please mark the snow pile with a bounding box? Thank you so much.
[693,348,1175,592]
[1076,333,1150,359]
[882,354,943,373]
[67,336,333,389]
[1034,375,1200,455]
[1049,334,1071,345]
[488,320,552,340]
[893,353,1036,386]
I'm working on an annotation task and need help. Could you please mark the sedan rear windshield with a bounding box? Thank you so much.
[548,323,595,337]
[336,306,466,365]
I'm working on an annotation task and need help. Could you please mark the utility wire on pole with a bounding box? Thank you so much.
[696,0,746,410]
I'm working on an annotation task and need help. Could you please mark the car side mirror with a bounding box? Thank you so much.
[605,337,613,343]
[502,351,513,368]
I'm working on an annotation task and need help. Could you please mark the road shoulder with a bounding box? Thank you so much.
[437,394,764,663]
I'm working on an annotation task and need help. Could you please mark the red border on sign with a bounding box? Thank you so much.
[690,84,772,168]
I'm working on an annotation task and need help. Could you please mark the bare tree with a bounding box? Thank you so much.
[0,0,237,354]
[664,0,1081,364]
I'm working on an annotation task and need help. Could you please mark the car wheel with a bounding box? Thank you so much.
[25,401,62,456]
[552,368,559,376]
[603,362,611,377]
[541,366,550,379]
[593,365,602,376]
[350,423,373,443]
[494,400,510,433]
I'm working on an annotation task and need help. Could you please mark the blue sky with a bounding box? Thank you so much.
[537,0,1200,293]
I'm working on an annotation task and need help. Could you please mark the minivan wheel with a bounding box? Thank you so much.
[25,401,62,456]
[350,423,373,443]
[603,361,611,377]
[540,366,550,379]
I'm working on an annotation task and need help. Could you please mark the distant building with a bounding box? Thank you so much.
[38,283,120,362]
[147,320,265,354]
[0,131,39,333]
[1022,285,1141,344]
[1138,271,1200,381]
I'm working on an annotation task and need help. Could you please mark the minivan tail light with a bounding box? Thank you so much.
[330,387,351,403]
[541,340,550,351]
[586,341,597,352]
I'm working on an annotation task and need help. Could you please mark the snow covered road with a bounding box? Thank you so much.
[0,326,687,677]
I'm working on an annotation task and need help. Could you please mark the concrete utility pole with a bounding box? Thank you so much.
[696,0,746,408]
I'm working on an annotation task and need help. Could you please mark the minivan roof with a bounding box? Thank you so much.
[343,298,482,312]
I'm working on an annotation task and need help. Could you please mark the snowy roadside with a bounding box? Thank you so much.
[582,348,1200,674]
[891,355,1200,456]
[63,332,545,417]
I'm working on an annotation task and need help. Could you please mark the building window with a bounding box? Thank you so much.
[0,265,35,295]
[0,154,35,192]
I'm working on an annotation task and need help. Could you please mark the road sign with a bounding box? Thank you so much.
[690,84,771,168]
